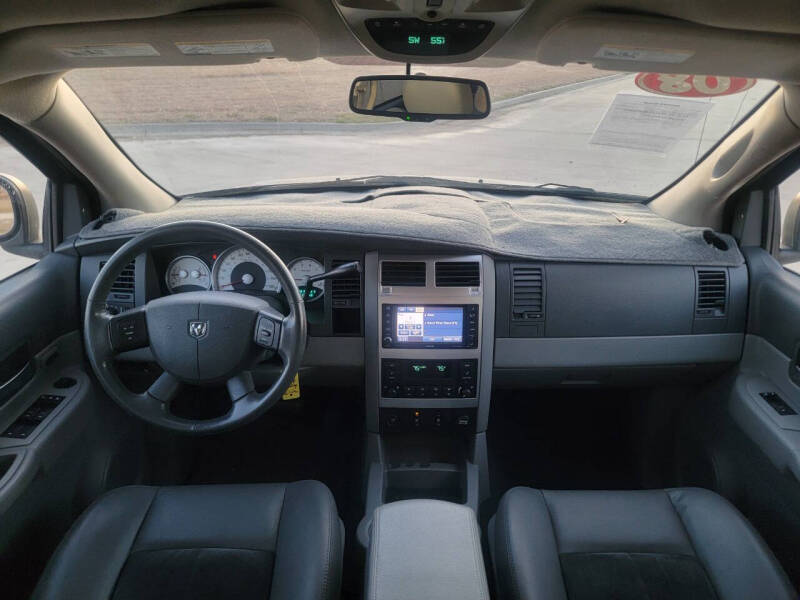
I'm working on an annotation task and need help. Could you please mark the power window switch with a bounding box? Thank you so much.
[759,392,798,416]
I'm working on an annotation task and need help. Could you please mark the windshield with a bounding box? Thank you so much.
[66,59,776,198]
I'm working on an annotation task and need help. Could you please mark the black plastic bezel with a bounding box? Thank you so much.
[382,303,478,349]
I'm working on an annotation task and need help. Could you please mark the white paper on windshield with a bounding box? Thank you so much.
[175,40,275,55]
[594,45,694,64]
[55,43,160,58]
[589,93,712,153]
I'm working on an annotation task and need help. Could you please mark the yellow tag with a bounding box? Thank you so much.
[282,373,300,400]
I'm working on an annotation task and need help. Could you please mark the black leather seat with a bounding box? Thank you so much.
[490,487,796,600]
[32,481,343,600]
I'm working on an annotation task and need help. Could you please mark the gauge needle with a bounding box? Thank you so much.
[222,273,255,288]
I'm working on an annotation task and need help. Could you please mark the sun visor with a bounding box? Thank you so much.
[0,9,320,84]
[537,13,800,83]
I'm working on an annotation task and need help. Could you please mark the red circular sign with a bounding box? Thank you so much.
[635,73,757,97]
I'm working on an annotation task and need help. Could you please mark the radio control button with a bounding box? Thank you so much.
[458,385,476,398]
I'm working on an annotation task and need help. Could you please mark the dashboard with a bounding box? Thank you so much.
[77,229,748,435]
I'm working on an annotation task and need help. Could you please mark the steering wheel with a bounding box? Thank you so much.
[84,221,307,434]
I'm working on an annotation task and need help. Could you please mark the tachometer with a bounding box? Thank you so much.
[166,255,211,293]
[288,257,325,302]
[212,247,281,293]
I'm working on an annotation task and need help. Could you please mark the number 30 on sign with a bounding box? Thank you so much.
[635,73,757,97]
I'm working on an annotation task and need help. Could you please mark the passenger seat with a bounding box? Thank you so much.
[490,487,796,600]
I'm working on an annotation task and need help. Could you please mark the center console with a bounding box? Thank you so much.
[365,499,490,600]
[359,253,494,548]
[366,255,494,433]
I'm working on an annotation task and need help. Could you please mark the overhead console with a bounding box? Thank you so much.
[333,0,535,63]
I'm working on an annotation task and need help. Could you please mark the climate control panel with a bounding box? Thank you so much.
[381,358,477,399]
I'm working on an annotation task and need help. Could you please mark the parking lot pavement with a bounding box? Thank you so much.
[0,74,777,281]
[117,75,775,197]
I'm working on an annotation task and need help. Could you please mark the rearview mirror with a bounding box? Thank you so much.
[349,76,490,122]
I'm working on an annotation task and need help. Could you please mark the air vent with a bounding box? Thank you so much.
[99,260,136,295]
[331,259,362,335]
[696,269,727,317]
[331,260,361,308]
[435,261,480,287]
[512,264,544,320]
[381,261,426,287]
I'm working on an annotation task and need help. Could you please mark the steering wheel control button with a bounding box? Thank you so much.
[255,314,281,349]
[109,311,148,352]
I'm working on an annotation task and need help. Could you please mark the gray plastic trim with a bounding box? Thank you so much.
[298,337,364,367]
[494,334,744,368]
[730,334,800,481]
[364,251,380,432]
[477,258,495,432]
[0,332,92,515]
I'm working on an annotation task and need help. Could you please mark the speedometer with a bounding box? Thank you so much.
[288,257,325,302]
[166,255,211,293]
[211,247,281,293]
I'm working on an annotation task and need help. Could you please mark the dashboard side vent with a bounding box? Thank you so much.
[435,261,480,287]
[381,261,426,287]
[696,269,727,317]
[99,260,136,295]
[512,264,544,320]
[331,260,361,307]
[331,259,362,335]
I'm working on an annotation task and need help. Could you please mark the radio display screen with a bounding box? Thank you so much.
[395,306,463,344]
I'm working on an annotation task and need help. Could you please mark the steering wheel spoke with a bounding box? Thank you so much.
[227,371,255,402]
[146,371,182,406]
[107,306,149,354]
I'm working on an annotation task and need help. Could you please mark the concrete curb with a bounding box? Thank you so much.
[492,72,631,109]
[108,72,633,141]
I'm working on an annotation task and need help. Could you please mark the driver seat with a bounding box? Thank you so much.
[32,481,344,600]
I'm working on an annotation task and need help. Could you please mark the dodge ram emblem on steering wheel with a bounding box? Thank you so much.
[188,320,209,339]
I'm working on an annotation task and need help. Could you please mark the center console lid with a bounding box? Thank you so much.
[366,499,489,600]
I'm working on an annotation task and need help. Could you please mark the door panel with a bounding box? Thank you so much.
[0,252,78,372]
[717,247,800,586]
[0,251,84,597]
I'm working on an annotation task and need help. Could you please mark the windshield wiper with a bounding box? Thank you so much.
[182,176,435,199]
[182,175,645,203]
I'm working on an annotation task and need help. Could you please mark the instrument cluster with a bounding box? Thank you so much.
[160,245,326,302]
